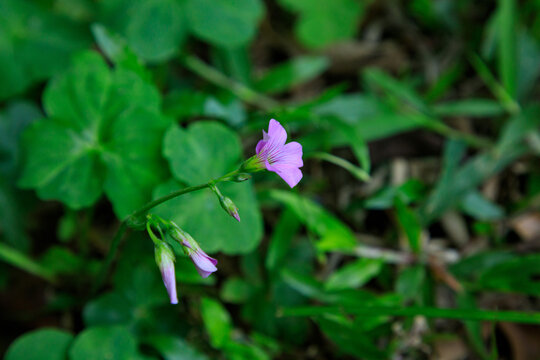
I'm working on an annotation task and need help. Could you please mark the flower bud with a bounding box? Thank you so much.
[168,221,218,278]
[219,196,241,222]
[154,241,178,304]
[231,173,251,182]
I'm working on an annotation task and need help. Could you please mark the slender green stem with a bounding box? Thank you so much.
[129,183,210,220]
[280,305,540,325]
[180,55,281,112]
[93,169,243,294]
[91,221,127,295]
[0,242,56,283]
[309,152,371,181]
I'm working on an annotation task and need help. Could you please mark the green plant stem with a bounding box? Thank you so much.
[309,152,371,181]
[92,169,242,295]
[280,305,540,325]
[130,183,210,220]
[180,55,281,112]
[0,242,56,283]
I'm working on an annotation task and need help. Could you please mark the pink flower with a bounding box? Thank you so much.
[182,240,218,278]
[254,119,303,188]
[169,224,218,278]
[154,242,178,304]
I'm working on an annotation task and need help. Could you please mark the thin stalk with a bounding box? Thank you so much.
[309,152,371,181]
[129,183,209,220]
[180,55,281,112]
[0,242,56,283]
[93,170,242,294]
[280,305,540,325]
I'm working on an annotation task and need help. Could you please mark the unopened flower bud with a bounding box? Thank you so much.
[168,221,218,278]
[154,241,178,304]
[231,173,251,182]
[219,196,241,222]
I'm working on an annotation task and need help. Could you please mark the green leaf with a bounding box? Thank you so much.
[394,196,422,253]
[83,292,133,327]
[152,179,262,254]
[459,191,504,220]
[497,0,517,98]
[159,121,262,253]
[223,341,270,360]
[99,0,186,62]
[316,315,387,359]
[91,24,150,80]
[163,122,241,184]
[5,328,73,360]
[479,254,540,295]
[69,326,139,360]
[0,0,90,99]
[311,94,426,148]
[0,102,40,249]
[40,246,85,276]
[185,0,264,48]
[450,251,514,283]
[267,190,357,252]
[421,119,531,223]
[432,99,505,118]
[0,102,42,177]
[144,334,209,360]
[221,277,254,303]
[19,51,170,218]
[278,0,363,49]
[363,69,428,113]
[255,56,329,94]
[265,208,301,272]
[200,297,233,349]
[325,259,383,291]
[396,265,426,303]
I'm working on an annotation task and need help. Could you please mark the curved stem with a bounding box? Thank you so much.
[129,183,210,220]
[93,169,242,295]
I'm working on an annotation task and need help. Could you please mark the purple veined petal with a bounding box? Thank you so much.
[265,119,287,149]
[160,263,178,304]
[190,250,218,278]
[266,161,303,188]
[255,139,267,154]
[268,141,303,168]
[262,130,269,141]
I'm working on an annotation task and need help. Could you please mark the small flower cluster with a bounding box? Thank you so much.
[147,216,217,304]
[149,119,302,304]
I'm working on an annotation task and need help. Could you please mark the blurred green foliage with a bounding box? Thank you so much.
[2,0,540,359]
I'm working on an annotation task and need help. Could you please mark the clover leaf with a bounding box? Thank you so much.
[156,121,263,254]
[0,0,90,99]
[19,51,170,218]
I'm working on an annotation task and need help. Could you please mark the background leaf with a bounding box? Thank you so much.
[5,328,73,360]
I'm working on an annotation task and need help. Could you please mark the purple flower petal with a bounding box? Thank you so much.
[269,141,303,168]
[267,119,287,146]
[160,263,178,304]
[266,162,303,188]
[255,139,267,154]
[190,250,218,278]
[254,119,303,188]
